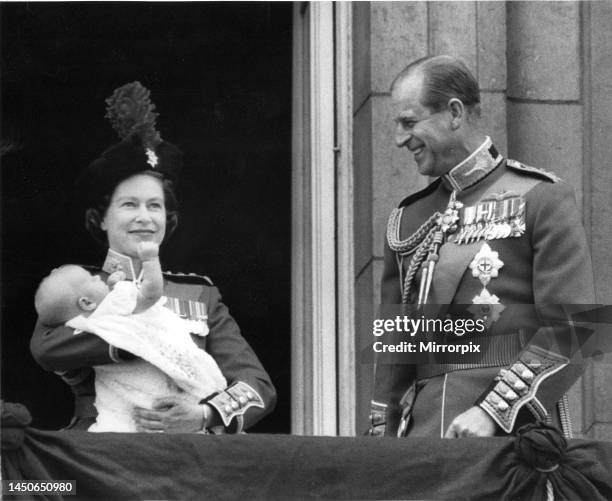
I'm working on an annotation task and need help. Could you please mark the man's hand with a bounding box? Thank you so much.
[136,241,160,261]
[444,406,497,438]
[133,396,206,433]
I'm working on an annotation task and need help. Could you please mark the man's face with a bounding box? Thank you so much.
[391,73,460,177]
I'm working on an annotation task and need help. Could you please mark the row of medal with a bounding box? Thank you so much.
[448,195,526,245]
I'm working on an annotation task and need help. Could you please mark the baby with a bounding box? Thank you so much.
[34,242,226,432]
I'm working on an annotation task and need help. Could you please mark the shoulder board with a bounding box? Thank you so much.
[162,271,214,286]
[506,159,561,183]
[398,178,442,208]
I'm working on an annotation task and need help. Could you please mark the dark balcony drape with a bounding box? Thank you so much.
[2,402,611,501]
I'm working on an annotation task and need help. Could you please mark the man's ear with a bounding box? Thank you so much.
[78,297,98,311]
[448,98,464,129]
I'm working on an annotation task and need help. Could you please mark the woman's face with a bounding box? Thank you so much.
[101,174,167,258]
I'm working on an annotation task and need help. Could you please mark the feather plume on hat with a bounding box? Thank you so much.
[105,82,162,152]
[76,82,182,208]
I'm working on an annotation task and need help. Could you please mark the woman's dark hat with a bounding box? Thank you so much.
[77,82,182,207]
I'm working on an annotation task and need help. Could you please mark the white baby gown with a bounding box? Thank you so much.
[67,281,226,432]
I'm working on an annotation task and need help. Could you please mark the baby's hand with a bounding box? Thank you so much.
[137,241,159,261]
[107,270,126,288]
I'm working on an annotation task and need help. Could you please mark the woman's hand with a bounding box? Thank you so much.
[133,395,206,433]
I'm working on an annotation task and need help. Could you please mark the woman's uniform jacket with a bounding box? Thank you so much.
[31,255,276,433]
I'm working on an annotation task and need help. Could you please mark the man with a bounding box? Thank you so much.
[368,55,595,438]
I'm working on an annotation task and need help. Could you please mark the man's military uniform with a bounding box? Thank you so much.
[30,250,276,433]
[369,137,595,438]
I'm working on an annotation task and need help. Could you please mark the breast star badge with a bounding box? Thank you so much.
[469,243,505,327]
[469,243,504,287]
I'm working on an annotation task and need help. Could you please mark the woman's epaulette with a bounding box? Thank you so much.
[398,178,442,208]
[162,271,214,286]
[506,159,561,183]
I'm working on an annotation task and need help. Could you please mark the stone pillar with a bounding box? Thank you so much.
[506,2,583,196]
[506,0,586,436]
[582,0,612,441]
[506,1,612,440]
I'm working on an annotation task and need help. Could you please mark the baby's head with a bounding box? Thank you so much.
[35,265,110,325]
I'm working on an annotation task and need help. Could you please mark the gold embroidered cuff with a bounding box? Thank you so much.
[207,381,264,429]
[368,400,387,437]
[478,346,568,433]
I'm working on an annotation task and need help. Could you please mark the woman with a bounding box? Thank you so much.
[30,82,276,433]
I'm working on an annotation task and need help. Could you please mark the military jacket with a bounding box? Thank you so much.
[371,139,595,437]
[31,259,276,433]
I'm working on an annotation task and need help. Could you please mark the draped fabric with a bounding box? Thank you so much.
[2,403,611,501]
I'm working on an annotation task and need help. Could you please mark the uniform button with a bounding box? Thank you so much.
[239,396,247,405]
[224,405,232,414]
[513,380,527,391]
[246,392,254,400]
[231,401,239,410]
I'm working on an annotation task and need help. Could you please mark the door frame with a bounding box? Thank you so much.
[291,1,355,436]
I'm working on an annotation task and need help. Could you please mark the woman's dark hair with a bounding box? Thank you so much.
[84,171,179,246]
[391,55,481,117]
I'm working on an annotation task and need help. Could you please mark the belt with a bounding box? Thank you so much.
[416,330,527,380]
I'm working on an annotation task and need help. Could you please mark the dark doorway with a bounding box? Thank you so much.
[1,2,292,433]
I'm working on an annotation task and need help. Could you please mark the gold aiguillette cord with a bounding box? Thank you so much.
[416,191,461,308]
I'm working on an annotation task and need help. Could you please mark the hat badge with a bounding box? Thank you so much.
[145,148,159,168]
